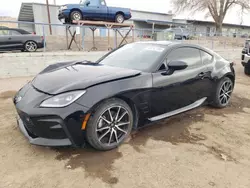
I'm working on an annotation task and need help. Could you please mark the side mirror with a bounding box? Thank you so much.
[168,60,188,71]
[86,0,90,6]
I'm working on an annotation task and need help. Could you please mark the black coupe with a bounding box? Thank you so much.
[14,41,235,151]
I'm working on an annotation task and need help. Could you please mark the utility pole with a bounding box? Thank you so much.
[46,0,52,35]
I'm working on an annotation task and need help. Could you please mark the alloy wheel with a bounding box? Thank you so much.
[219,80,233,106]
[96,106,130,146]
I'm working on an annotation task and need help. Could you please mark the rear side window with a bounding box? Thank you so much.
[167,47,202,68]
[0,30,9,35]
[10,30,21,35]
[200,50,213,64]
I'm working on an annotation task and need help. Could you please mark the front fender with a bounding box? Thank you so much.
[75,73,152,118]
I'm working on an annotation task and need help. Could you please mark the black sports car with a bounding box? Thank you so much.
[14,41,235,151]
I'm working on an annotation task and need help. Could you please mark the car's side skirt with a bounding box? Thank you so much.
[148,97,207,122]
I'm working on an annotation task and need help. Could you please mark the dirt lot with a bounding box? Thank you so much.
[0,63,250,188]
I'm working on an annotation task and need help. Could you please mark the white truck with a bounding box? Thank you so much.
[241,39,250,75]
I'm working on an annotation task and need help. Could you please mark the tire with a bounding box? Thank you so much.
[24,41,37,52]
[182,36,186,40]
[70,10,83,22]
[211,77,234,108]
[245,66,250,75]
[86,98,133,151]
[115,14,125,23]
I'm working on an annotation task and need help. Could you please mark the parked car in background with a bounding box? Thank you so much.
[0,28,44,52]
[241,39,250,75]
[241,33,249,38]
[58,0,132,24]
[164,27,190,40]
[14,41,235,151]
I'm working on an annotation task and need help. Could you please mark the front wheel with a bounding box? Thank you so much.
[86,98,133,151]
[70,10,83,22]
[211,77,234,108]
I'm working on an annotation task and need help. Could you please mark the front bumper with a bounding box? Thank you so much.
[37,42,45,49]
[58,10,70,21]
[14,83,90,147]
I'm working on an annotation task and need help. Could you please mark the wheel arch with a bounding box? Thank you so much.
[116,11,125,16]
[225,73,235,83]
[222,72,235,86]
[70,9,83,19]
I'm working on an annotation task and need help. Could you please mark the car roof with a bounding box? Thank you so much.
[135,41,180,46]
[0,28,31,34]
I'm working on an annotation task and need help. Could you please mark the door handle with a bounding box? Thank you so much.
[8,37,12,40]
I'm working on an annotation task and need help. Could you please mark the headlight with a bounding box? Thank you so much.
[61,5,67,10]
[40,91,86,108]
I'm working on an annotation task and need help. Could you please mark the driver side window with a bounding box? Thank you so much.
[100,0,106,5]
[166,47,202,69]
[88,0,99,6]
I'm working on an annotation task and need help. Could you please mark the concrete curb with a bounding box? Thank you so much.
[0,51,108,57]
[0,48,242,58]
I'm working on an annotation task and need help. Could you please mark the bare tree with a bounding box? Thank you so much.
[172,0,250,34]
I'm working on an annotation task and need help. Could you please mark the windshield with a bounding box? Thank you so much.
[80,0,87,4]
[99,43,166,72]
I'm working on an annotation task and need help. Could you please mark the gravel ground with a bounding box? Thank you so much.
[0,62,250,188]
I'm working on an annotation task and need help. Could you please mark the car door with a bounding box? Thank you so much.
[8,30,23,49]
[0,29,11,50]
[83,0,107,20]
[150,47,210,118]
[98,0,108,20]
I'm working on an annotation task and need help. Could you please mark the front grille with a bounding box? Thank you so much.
[17,110,68,139]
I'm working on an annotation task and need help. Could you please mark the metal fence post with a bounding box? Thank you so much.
[114,29,117,49]
[81,26,85,50]
[42,24,46,52]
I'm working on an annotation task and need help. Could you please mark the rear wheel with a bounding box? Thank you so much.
[70,10,83,22]
[245,66,250,75]
[24,41,37,52]
[211,77,233,108]
[86,98,133,151]
[115,14,125,23]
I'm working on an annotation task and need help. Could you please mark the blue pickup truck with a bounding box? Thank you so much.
[58,0,132,23]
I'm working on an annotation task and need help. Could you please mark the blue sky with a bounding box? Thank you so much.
[0,0,249,25]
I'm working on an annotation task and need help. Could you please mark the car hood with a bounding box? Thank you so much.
[32,61,141,95]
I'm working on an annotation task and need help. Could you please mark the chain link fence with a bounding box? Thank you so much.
[0,20,244,60]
